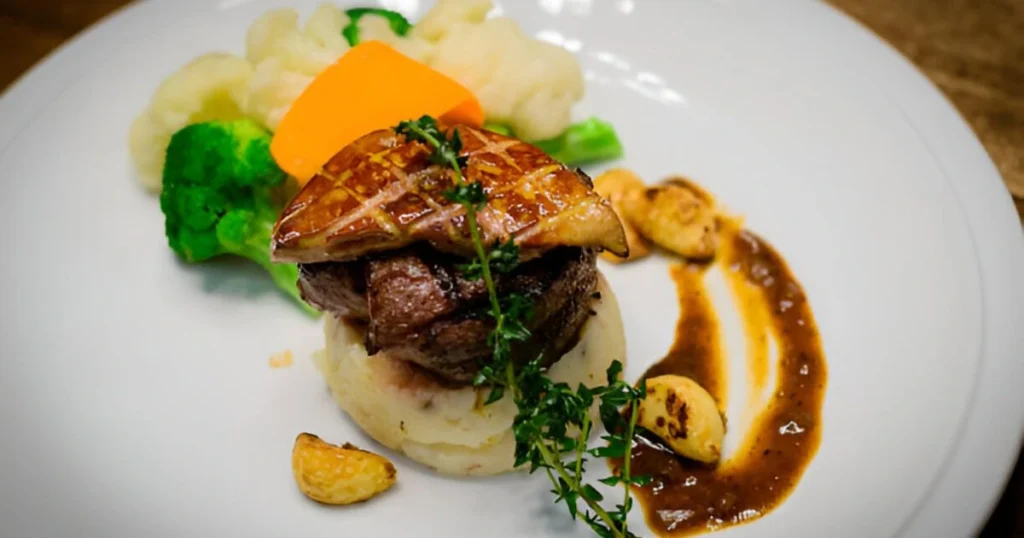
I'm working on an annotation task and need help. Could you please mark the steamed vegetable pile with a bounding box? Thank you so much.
[130,0,625,314]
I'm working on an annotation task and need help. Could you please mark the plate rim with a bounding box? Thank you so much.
[1,0,1022,536]
[805,2,1024,536]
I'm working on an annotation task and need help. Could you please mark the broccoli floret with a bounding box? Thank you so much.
[485,117,625,167]
[532,117,624,166]
[342,8,412,46]
[482,122,514,137]
[160,119,318,317]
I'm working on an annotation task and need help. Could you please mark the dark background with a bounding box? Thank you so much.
[0,0,1021,535]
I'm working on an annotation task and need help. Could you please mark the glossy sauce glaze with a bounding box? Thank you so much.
[615,226,828,536]
[642,263,728,407]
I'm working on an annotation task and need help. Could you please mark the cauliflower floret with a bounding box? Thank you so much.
[304,3,350,55]
[358,16,433,63]
[246,7,341,77]
[244,57,315,133]
[245,9,299,65]
[413,0,492,42]
[426,16,584,140]
[242,6,349,131]
[128,53,253,192]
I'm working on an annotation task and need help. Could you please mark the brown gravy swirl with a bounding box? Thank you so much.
[614,225,828,536]
[641,263,728,407]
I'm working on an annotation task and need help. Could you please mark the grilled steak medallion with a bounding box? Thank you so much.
[299,247,598,384]
[270,125,627,264]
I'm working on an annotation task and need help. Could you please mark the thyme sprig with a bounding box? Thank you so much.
[394,116,648,538]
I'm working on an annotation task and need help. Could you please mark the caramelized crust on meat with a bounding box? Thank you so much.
[271,125,628,263]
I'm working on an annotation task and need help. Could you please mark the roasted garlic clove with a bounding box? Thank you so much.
[593,168,651,263]
[638,375,725,464]
[632,179,718,260]
[292,433,397,505]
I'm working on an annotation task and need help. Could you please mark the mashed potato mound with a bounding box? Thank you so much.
[314,275,625,476]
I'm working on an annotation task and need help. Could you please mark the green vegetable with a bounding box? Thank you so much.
[342,8,412,46]
[160,119,318,317]
[482,122,514,137]
[486,117,624,167]
[533,117,624,166]
[397,115,647,538]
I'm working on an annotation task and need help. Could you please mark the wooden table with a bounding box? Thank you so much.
[0,0,1021,535]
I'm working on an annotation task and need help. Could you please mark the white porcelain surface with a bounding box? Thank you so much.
[0,1,1022,537]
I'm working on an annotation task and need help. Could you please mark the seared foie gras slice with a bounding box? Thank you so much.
[271,125,627,263]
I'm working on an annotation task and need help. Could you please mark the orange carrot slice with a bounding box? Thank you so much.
[271,40,484,183]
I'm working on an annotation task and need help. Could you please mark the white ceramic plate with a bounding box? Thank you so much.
[2,1,1023,536]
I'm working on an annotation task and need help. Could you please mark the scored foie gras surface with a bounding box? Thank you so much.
[271,125,628,263]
